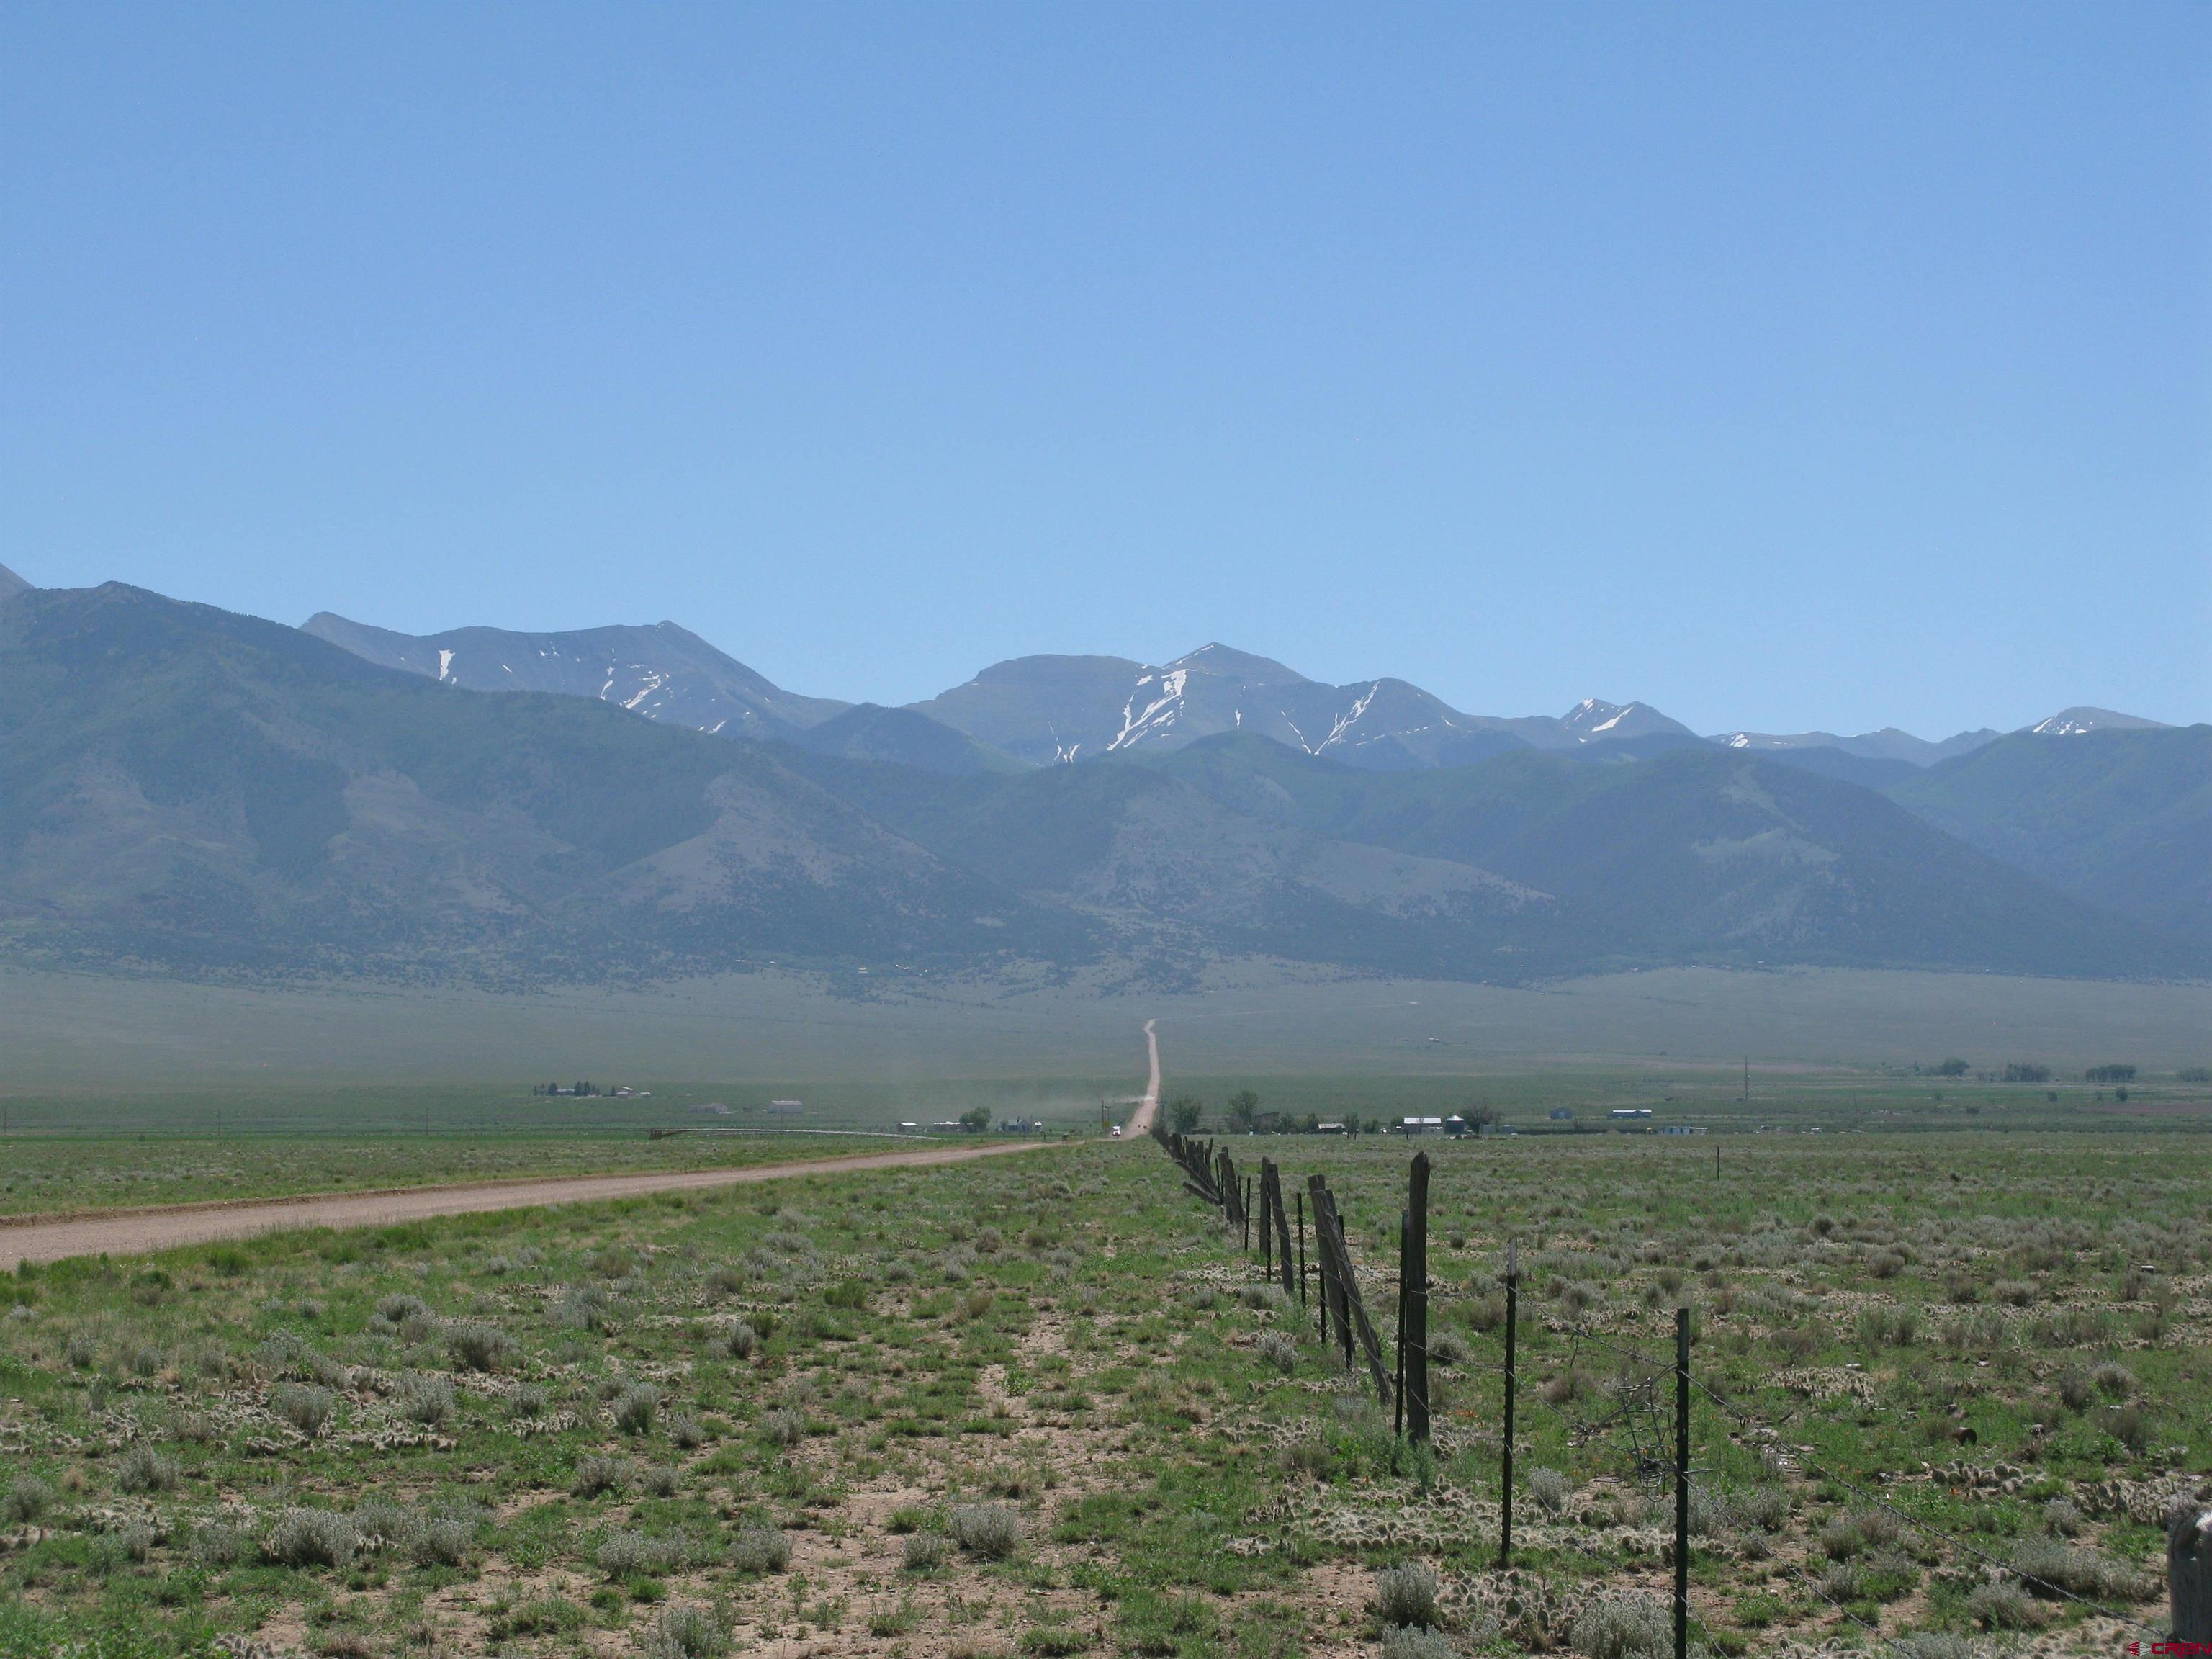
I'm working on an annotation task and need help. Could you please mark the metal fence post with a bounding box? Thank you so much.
[1674,1305,1691,1659]
[1406,1152,1430,1444]
[1500,1238,1518,1569]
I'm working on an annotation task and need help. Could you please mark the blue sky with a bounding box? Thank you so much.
[3,4,2206,737]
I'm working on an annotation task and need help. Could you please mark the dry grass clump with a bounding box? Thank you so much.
[1256,1331,1297,1373]
[950,1503,1020,1559]
[1526,1467,1570,1515]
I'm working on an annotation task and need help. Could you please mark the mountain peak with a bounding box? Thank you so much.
[2028,707,2170,737]
[0,563,32,604]
[1164,643,1311,685]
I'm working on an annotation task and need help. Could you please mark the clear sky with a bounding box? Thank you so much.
[3,4,2206,738]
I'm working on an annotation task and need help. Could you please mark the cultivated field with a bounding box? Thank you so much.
[2,1129,2206,1659]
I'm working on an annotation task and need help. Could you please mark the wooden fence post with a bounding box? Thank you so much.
[1296,1190,1309,1310]
[1265,1168,1282,1282]
[1271,1165,1295,1299]
[2173,1502,2212,1645]
[1406,1151,1430,1444]
[1393,1211,1408,1438]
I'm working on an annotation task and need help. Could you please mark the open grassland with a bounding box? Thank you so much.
[6,1056,2206,1223]
[1,1131,2207,1658]
[6,966,2210,1093]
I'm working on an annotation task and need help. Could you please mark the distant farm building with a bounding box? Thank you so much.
[1660,1124,1709,1136]
[1398,1116,1444,1136]
[768,1100,804,1117]
[1609,1107,1653,1120]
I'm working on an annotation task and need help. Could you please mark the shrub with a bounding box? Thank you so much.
[445,1321,516,1373]
[117,1446,179,1493]
[644,1466,679,1498]
[1737,1485,1791,1532]
[130,1344,164,1377]
[730,1524,791,1573]
[902,1532,948,1571]
[375,1294,431,1326]
[410,1516,473,1567]
[193,1523,246,1566]
[613,1383,661,1436]
[597,1529,681,1579]
[2013,1536,2141,1601]
[1426,1331,1471,1366]
[266,1508,358,1569]
[669,1413,706,1449]
[1891,1637,1977,1659]
[120,1521,155,1562]
[1189,1285,1218,1311]
[552,1287,609,1332]
[722,1323,756,1361]
[1373,1563,1439,1628]
[2091,1361,2136,1398]
[1256,1331,1297,1373]
[705,1265,745,1298]
[5,1475,55,1522]
[272,1382,336,1435]
[1966,1582,2046,1630]
[1381,1629,1458,1659]
[644,1604,729,1659]
[1570,1591,1670,1659]
[571,1453,631,1498]
[2056,1371,2095,1411]
[400,1372,455,1426]
[1527,1467,1570,1515]
[508,1382,549,1418]
[759,1407,805,1447]
[950,1503,1020,1560]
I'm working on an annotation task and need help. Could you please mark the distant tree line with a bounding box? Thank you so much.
[534,1081,602,1097]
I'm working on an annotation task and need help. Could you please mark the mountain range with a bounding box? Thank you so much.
[2,570,2204,986]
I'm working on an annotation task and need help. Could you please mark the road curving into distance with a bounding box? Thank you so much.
[1123,1018,1162,1138]
[0,1141,1051,1272]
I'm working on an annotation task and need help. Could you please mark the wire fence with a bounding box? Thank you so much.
[1150,1127,2198,1656]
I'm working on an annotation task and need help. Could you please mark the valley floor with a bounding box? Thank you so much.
[1,1131,2203,1658]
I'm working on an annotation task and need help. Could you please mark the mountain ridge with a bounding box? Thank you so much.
[9,582,2200,986]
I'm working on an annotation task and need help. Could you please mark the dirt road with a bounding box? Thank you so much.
[1124,1018,1161,1137]
[0,1141,1050,1272]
